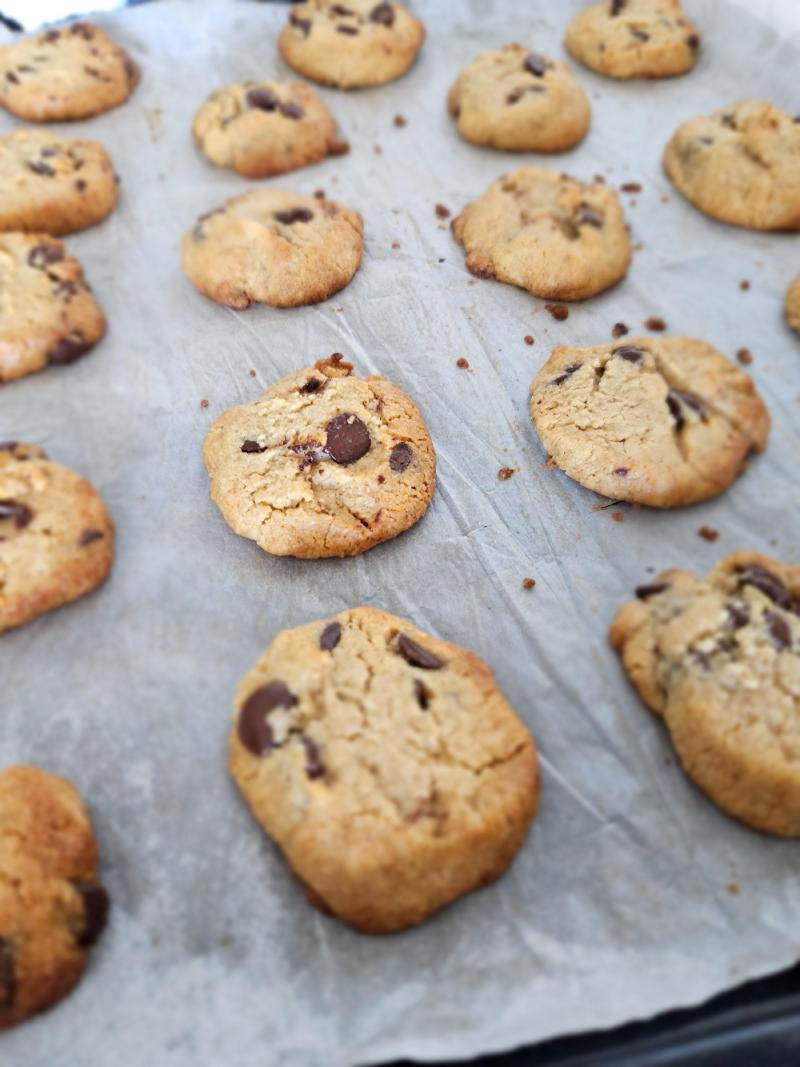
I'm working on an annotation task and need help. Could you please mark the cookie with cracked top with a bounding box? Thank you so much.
[0,442,114,634]
[451,168,631,301]
[447,44,590,153]
[529,338,769,507]
[787,275,800,334]
[664,101,800,231]
[0,129,118,236]
[0,232,105,383]
[611,552,800,836]
[203,354,435,558]
[229,606,539,932]
[192,79,347,179]
[0,765,110,1030]
[565,0,700,80]
[182,187,363,308]
[277,0,425,89]
[0,21,138,123]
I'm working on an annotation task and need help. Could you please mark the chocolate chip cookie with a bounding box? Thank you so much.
[192,79,348,179]
[530,338,769,507]
[447,44,590,153]
[611,552,800,836]
[203,354,436,559]
[0,129,118,236]
[451,168,631,301]
[182,188,363,308]
[278,1,425,89]
[565,0,700,80]
[0,443,114,634]
[787,275,800,334]
[664,101,800,231]
[0,765,110,1030]
[0,21,138,123]
[229,606,539,932]
[0,233,105,383]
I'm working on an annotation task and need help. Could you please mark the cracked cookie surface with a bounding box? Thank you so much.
[529,338,769,508]
[0,765,110,1030]
[182,187,363,308]
[192,79,347,179]
[0,21,138,123]
[0,442,114,634]
[278,0,425,89]
[447,44,590,153]
[451,168,630,301]
[611,552,800,836]
[229,606,539,932]
[0,129,118,236]
[203,355,435,559]
[664,101,800,231]
[787,275,800,334]
[565,0,700,80]
[0,232,105,383]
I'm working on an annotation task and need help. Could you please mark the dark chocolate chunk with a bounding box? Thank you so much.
[331,3,355,13]
[47,331,91,366]
[0,938,15,1010]
[79,528,104,546]
[337,24,359,35]
[274,208,313,225]
[279,100,304,120]
[614,467,628,476]
[302,736,325,779]
[290,12,312,34]
[73,881,110,947]
[0,500,33,529]
[241,439,266,453]
[630,28,649,41]
[43,29,60,42]
[612,322,629,339]
[614,346,644,363]
[766,611,791,651]
[70,21,94,40]
[300,378,324,394]
[610,0,626,13]
[28,160,55,176]
[5,71,18,84]
[370,3,395,26]
[238,682,298,756]
[27,243,64,268]
[398,633,443,670]
[525,53,548,77]
[666,389,704,429]
[389,442,413,473]
[75,179,87,192]
[246,86,279,111]
[635,582,669,600]
[578,202,603,228]
[324,413,371,465]
[738,564,792,610]
[727,602,749,629]
[413,679,429,709]
[320,621,342,651]
[687,33,700,50]
[552,362,581,386]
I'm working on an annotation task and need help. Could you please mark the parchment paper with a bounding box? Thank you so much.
[2,1,799,1064]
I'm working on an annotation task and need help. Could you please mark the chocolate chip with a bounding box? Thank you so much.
[614,345,644,363]
[337,24,359,35]
[300,377,324,394]
[47,331,91,365]
[0,500,33,529]
[290,12,311,34]
[614,467,628,476]
[578,202,603,228]
[413,679,429,709]
[525,53,548,77]
[389,442,413,473]
[28,160,55,177]
[612,322,629,338]
[370,3,395,26]
[55,280,79,299]
[73,881,110,947]
[738,564,792,610]
[320,621,341,651]
[398,633,443,670]
[687,33,700,50]
[635,582,669,600]
[0,938,15,1009]
[630,29,650,41]
[698,136,715,146]
[238,682,298,756]
[79,528,104,546]
[43,29,60,42]
[766,611,791,652]
[279,100,304,120]
[621,182,642,193]
[331,3,354,13]
[70,21,94,39]
[241,439,266,453]
[545,303,569,321]
[27,243,64,268]
[552,362,581,386]
[302,736,325,779]
[246,86,279,111]
[435,203,450,219]
[666,389,704,429]
[75,179,87,192]
[727,603,749,629]
[610,0,625,13]
[645,316,666,331]
[324,413,371,465]
[274,208,313,225]
[5,71,18,84]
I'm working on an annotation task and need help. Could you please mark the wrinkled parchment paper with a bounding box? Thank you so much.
[2,0,799,1063]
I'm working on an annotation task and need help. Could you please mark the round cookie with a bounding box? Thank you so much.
[192,79,348,179]
[451,168,631,301]
[278,1,425,89]
[530,337,769,508]
[0,765,110,1030]
[447,44,590,153]
[0,129,118,236]
[787,275,800,335]
[229,606,539,932]
[203,354,436,559]
[565,0,700,80]
[611,552,800,836]
[182,188,363,309]
[0,233,106,383]
[664,101,800,231]
[0,443,114,634]
[0,21,138,123]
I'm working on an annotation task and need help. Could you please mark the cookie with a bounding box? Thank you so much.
[787,275,800,334]
[204,354,436,559]
[451,168,631,301]
[0,21,138,123]
[0,443,114,634]
[0,765,110,1030]
[530,338,769,508]
[182,188,363,309]
[611,552,800,836]
[447,44,590,153]
[0,233,106,383]
[664,101,800,231]
[565,0,700,80]
[192,79,348,179]
[229,606,539,932]
[277,1,425,89]
[0,129,118,236]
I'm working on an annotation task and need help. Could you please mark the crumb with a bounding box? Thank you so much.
[456,357,470,370]
[468,279,478,286]
[660,195,669,204]
[524,335,534,345]
[373,144,382,155]
[545,456,557,468]
[498,467,515,480]
[200,399,209,409]
[736,347,753,365]
[313,189,325,199]
[770,538,778,547]
[249,370,256,378]
[739,280,750,291]
[727,883,740,897]
[621,181,642,193]
[393,114,407,128]
[612,322,629,339]
[330,139,349,156]
[522,577,536,590]
[645,316,667,331]
[611,511,624,522]
[545,303,569,321]
[435,203,451,219]
[391,241,400,250]
[594,174,606,183]
[698,526,719,541]
[632,242,644,252]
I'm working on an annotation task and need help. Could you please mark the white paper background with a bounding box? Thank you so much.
[1,1,799,1064]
